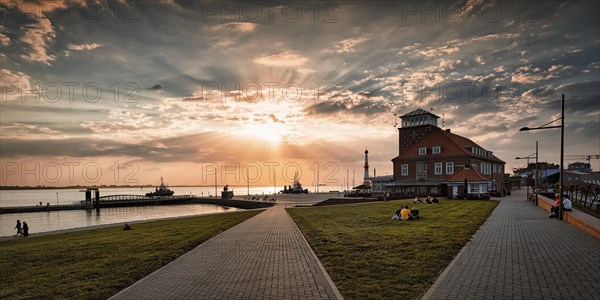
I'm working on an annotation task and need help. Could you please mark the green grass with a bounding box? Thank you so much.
[287,200,498,300]
[0,210,263,299]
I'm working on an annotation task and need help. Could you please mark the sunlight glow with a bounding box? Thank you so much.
[240,122,288,144]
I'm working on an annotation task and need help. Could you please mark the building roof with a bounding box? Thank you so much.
[400,108,440,119]
[392,126,505,164]
[540,169,560,178]
[443,167,490,183]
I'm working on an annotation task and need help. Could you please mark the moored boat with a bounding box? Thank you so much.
[146,177,174,197]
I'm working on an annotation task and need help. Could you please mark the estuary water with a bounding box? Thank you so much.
[0,186,272,237]
[0,204,242,237]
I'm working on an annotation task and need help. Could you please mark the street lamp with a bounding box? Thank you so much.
[520,94,565,220]
[516,141,538,205]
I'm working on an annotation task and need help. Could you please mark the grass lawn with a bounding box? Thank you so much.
[288,200,498,300]
[0,210,263,299]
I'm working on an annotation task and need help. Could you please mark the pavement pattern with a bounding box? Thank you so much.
[423,189,600,300]
[110,204,341,300]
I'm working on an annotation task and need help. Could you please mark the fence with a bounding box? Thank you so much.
[564,183,600,213]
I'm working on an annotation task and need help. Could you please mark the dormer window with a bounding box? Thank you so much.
[432,146,441,154]
[419,147,427,155]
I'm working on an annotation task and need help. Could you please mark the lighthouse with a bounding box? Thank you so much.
[363,148,371,186]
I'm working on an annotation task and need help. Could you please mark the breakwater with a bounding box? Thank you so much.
[0,197,274,214]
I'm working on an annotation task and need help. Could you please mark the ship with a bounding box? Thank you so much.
[146,177,174,197]
[280,172,309,194]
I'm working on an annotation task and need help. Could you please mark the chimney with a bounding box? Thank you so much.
[446,129,451,133]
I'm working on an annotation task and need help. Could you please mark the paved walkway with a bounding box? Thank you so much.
[423,189,600,299]
[110,204,342,300]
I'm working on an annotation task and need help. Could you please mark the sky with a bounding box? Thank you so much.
[1,0,599,188]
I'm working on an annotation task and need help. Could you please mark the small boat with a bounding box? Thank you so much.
[146,177,174,197]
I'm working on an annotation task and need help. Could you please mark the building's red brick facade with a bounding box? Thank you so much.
[390,109,506,195]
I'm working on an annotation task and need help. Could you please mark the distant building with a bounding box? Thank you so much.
[389,108,506,196]
[564,171,600,185]
[568,162,592,173]
[443,166,492,198]
[368,175,394,193]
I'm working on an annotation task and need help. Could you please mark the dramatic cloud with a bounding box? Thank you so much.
[334,37,368,53]
[0,69,32,101]
[0,0,598,185]
[212,22,257,32]
[68,43,103,51]
[19,18,56,64]
[253,51,308,67]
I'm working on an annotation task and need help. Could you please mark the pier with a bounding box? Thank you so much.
[0,195,274,214]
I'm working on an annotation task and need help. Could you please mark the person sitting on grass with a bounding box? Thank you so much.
[123,223,132,230]
[413,197,423,204]
[425,196,433,204]
[432,196,439,203]
[411,207,420,220]
[400,206,414,221]
[392,207,402,220]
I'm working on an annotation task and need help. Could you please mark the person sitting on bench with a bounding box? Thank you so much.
[550,195,572,218]
[562,195,572,211]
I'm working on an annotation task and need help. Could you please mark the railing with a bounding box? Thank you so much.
[564,183,600,213]
[98,194,196,202]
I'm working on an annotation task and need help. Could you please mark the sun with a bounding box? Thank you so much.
[240,122,288,144]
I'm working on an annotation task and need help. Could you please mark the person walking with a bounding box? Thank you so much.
[22,221,29,237]
[14,220,22,237]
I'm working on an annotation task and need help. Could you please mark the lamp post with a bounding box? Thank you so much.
[520,94,564,220]
[516,141,538,205]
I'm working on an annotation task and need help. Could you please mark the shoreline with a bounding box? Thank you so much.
[0,208,265,242]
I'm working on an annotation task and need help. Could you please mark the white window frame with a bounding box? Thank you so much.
[434,162,443,175]
[470,185,479,193]
[419,147,427,155]
[446,162,454,174]
[401,164,409,176]
[432,146,441,154]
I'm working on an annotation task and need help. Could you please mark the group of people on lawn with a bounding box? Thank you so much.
[413,195,439,204]
[391,195,439,221]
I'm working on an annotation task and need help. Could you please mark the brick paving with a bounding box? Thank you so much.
[110,204,341,300]
[423,189,600,300]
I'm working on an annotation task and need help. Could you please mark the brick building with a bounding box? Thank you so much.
[388,109,505,196]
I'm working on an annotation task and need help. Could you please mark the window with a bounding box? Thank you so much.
[434,162,443,175]
[401,164,409,176]
[419,147,427,155]
[493,164,497,174]
[446,162,454,174]
[432,146,441,154]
